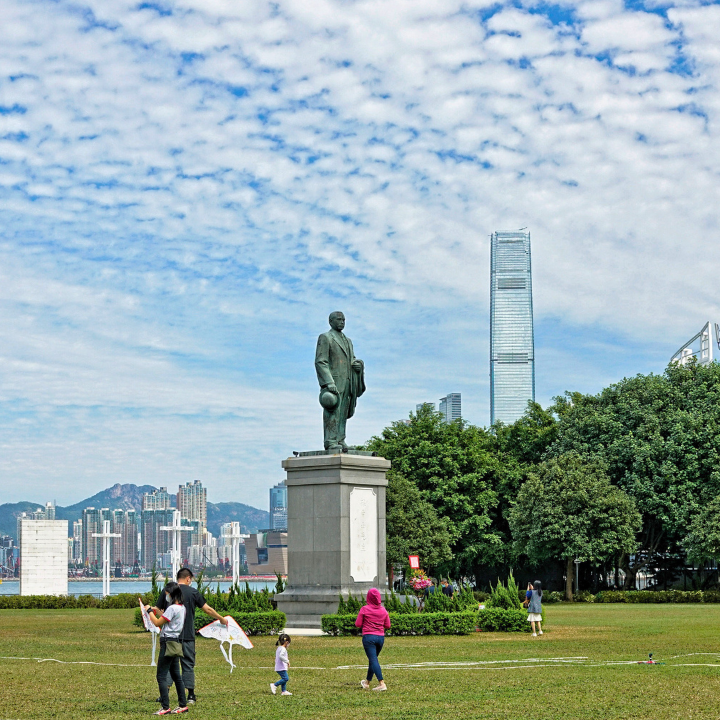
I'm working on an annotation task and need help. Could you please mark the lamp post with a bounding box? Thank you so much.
[574,558,581,595]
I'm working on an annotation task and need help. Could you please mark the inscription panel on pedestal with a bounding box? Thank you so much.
[349,487,378,582]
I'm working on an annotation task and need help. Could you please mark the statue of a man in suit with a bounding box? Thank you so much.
[315,311,366,452]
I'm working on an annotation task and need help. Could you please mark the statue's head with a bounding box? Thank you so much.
[329,311,345,331]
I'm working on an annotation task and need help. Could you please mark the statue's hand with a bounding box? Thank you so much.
[326,383,338,394]
[352,359,362,372]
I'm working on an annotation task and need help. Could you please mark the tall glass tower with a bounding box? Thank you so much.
[490,230,535,425]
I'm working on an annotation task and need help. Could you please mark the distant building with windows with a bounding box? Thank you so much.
[140,508,175,570]
[671,322,720,367]
[269,482,288,531]
[81,507,111,567]
[416,402,435,413]
[490,230,535,425]
[439,394,461,423]
[246,530,287,575]
[177,480,207,525]
[143,487,172,511]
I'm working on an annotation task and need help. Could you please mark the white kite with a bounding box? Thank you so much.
[198,616,253,672]
[138,598,161,666]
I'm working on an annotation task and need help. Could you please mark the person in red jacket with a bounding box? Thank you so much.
[354,588,391,691]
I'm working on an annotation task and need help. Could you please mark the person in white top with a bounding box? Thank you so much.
[270,633,292,696]
[148,582,188,715]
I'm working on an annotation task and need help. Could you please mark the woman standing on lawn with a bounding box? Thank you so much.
[355,588,391,691]
[527,580,543,637]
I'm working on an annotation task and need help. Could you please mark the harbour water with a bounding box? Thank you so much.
[0,579,275,597]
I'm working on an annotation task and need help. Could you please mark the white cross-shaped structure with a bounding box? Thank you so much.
[92,519,121,597]
[160,510,193,581]
[227,522,243,586]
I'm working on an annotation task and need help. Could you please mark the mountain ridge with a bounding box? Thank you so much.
[0,483,269,540]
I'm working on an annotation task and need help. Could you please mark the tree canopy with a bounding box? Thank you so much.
[509,453,641,599]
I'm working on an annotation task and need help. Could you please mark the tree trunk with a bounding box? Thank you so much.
[565,557,574,601]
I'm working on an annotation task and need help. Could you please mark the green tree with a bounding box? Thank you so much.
[509,453,641,600]
[548,362,720,588]
[385,470,453,571]
[368,404,507,579]
[683,495,720,564]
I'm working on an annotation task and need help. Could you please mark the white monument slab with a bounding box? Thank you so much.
[19,519,69,596]
[350,487,378,582]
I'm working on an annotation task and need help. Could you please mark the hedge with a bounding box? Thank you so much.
[476,607,533,632]
[594,590,720,603]
[132,608,286,635]
[321,611,478,636]
[0,593,154,610]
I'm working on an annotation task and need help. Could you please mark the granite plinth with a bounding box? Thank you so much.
[274,453,390,629]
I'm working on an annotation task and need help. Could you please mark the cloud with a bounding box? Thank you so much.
[1,0,720,504]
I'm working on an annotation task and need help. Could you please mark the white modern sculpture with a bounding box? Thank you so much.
[92,520,121,597]
[226,521,243,586]
[160,510,193,581]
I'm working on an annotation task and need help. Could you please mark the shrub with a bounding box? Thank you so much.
[594,590,712,603]
[476,607,534,632]
[321,611,477,636]
[0,593,154,610]
[543,591,564,604]
[133,608,286,635]
[486,573,522,610]
[473,590,490,603]
[574,590,596,603]
[194,609,285,635]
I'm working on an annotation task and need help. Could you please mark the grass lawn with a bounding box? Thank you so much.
[1,604,719,719]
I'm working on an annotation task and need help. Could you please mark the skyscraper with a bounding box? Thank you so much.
[269,481,288,531]
[490,230,535,425]
[439,394,461,423]
[82,507,111,566]
[143,487,172,511]
[177,480,207,525]
[140,508,175,570]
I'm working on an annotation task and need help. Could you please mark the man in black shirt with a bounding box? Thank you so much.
[441,579,454,597]
[151,567,227,704]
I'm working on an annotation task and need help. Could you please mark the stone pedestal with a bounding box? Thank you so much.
[19,519,69,596]
[274,453,390,629]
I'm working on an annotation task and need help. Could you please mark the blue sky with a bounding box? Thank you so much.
[1,0,719,508]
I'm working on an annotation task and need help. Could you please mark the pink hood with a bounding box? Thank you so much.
[355,588,391,635]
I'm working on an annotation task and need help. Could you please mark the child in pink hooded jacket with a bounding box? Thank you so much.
[355,588,391,691]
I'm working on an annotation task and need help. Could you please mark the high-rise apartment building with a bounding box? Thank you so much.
[439,394,461,423]
[140,508,175,571]
[177,480,207,525]
[269,482,288,531]
[110,509,139,566]
[81,507,111,566]
[490,230,535,425]
[71,520,83,563]
[143,487,172,511]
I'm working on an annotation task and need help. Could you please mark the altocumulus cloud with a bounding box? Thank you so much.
[0,0,719,504]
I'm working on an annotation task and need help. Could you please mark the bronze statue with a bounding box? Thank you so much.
[315,311,365,452]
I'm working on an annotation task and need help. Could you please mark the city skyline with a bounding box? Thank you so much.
[2,0,720,505]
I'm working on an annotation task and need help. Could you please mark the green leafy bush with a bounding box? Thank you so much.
[543,591,564,604]
[194,609,285,635]
[574,590,596,603]
[133,608,285,635]
[0,592,154,610]
[486,573,522,610]
[594,590,716,603]
[321,611,477,636]
[476,607,534,632]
